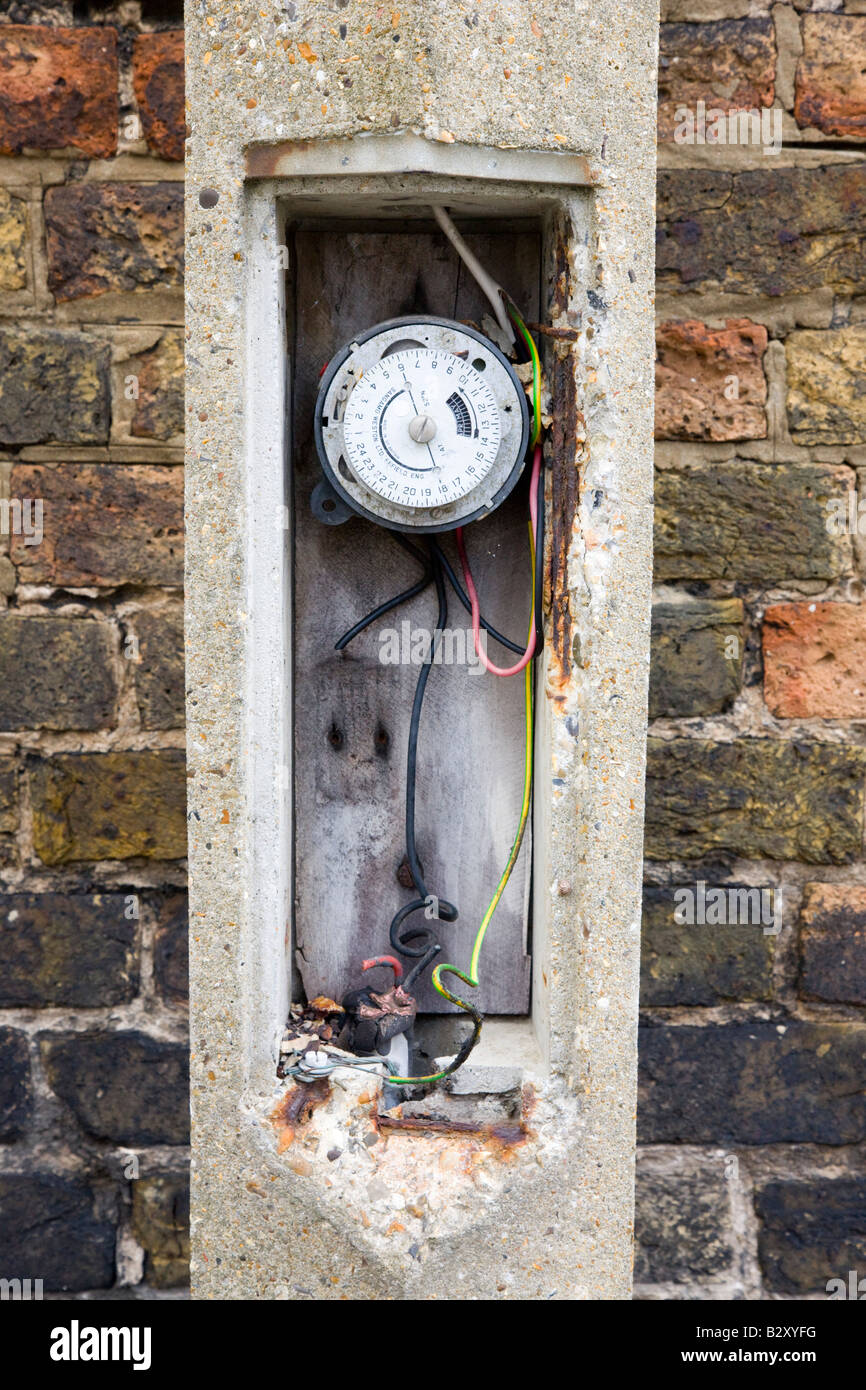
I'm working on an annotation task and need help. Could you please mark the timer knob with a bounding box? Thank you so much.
[408,414,437,444]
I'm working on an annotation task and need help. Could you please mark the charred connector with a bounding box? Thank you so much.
[339,955,416,1058]
[277,957,418,1090]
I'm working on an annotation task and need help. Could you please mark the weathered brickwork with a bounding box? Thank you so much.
[0,1174,116,1293]
[786,326,866,447]
[0,893,138,1007]
[45,183,184,302]
[639,1021,866,1145]
[30,750,187,864]
[798,884,866,1008]
[40,1031,189,1146]
[756,1178,866,1297]
[0,617,117,731]
[133,33,185,163]
[635,1163,737,1286]
[795,16,866,140]
[763,602,866,720]
[642,3,866,1301]
[656,164,866,298]
[0,188,28,291]
[0,4,186,1300]
[654,463,853,583]
[655,317,767,442]
[0,327,110,444]
[9,463,184,587]
[641,883,774,1006]
[128,330,185,440]
[132,1175,190,1287]
[658,19,775,143]
[649,598,744,718]
[0,25,118,158]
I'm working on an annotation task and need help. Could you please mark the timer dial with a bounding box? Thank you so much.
[343,348,502,510]
[313,317,530,534]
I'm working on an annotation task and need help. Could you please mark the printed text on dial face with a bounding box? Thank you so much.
[342,349,502,508]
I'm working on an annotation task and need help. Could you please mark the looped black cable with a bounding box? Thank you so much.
[388,900,441,991]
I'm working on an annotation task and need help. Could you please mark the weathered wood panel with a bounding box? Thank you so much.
[292,226,539,1012]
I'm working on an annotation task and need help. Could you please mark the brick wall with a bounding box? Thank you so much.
[2,3,865,1302]
[637,1,866,1298]
[0,3,187,1297]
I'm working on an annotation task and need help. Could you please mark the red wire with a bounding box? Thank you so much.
[456,444,542,678]
[361,954,403,980]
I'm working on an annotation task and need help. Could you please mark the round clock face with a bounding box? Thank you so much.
[313,317,530,534]
[342,348,502,510]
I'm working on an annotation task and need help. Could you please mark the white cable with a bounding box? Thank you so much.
[431,204,515,345]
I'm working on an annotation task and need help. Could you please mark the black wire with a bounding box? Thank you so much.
[404,548,454,908]
[389,544,458,992]
[431,540,525,656]
[391,532,428,566]
[335,532,432,650]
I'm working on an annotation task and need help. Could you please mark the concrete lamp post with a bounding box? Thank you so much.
[185,0,658,1300]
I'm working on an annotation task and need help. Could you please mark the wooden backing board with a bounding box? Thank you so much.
[291,224,539,1013]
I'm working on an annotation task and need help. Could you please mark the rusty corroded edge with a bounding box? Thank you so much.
[245,134,598,185]
[545,212,582,687]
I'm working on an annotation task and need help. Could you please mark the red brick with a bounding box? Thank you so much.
[795,15,866,139]
[799,884,866,1007]
[763,602,866,719]
[9,464,183,589]
[655,318,767,441]
[659,19,775,143]
[45,183,183,303]
[0,26,117,158]
[133,32,184,162]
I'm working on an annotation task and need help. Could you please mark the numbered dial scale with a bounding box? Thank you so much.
[313,317,531,533]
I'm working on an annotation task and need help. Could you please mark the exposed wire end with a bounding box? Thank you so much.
[361,954,403,980]
[431,204,515,346]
